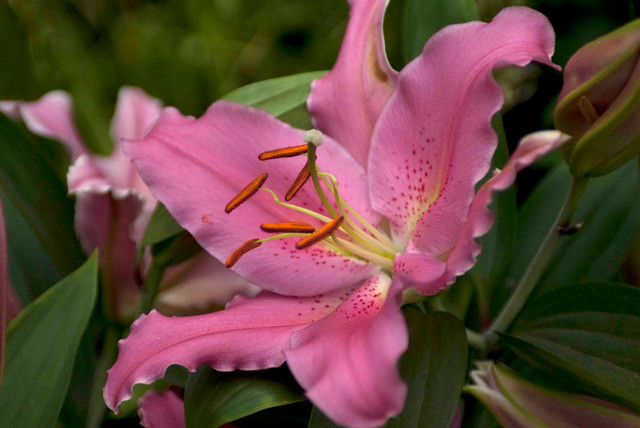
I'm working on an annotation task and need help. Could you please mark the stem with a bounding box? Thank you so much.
[485,176,589,344]
[140,260,166,314]
[86,327,120,428]
[466,329,487,352]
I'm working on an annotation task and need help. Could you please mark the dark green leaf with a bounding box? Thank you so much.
[308,406,340,428]
[223,71,326,128]
[0,253,98,428]
[0,115,85,300]
[403,0,478,63]
[0,1,36,99]
[184,366,305,428]
[140,203,185,248]
[504,161,640,299]
[501,281,640,412]
[386,310,468,428]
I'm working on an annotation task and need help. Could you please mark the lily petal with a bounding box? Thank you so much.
[18,91,87,158]
[155,252,261,316]
[104,288,348,411]
[393,252,446,293]
[308,0,397,167]
[368,7,558,252]
[286,273,407,428]
[124,101,379,296]
[444,131,571,288]
[138,389,185,428]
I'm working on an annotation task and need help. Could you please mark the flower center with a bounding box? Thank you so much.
[224,129,398,270]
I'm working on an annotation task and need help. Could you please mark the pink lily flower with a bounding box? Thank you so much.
[104,5,568,427]
[1,88,259,321]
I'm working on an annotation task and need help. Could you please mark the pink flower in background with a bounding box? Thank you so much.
[104,4,567,427]
[1,88,259,321]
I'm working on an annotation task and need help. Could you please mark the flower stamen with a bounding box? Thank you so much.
[261,221,316,233]
[258,144,308,160]
[285,161,311,201]
[225,173,269,213]
[296,216,344,249]
[225,238,262,267]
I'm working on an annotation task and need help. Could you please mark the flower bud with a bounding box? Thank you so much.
[465,361,640,427]
[554,19,640,177]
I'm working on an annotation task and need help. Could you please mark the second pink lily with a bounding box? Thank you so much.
[105,4,569,427]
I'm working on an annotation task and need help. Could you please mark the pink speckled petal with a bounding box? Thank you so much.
[124,101,379,296]
[443,131,570,287]
[155,252,261,316]
[308,0,397,167]
[368,7,558,252]
[112,86,163,144]
[18,91,87,158]
[104,288,349,411]
[286,273,407,428]
[75,193,143,320]
[392,252,446,294]
[138,389,185,428]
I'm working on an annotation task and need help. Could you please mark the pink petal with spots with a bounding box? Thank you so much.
[155,252,261,316]
[286,273,408,428]
[75,193,143,321]
[443,131,570,287]
[104,288,348,411]
[392,252,446,294]
[124,101,379,296]
[17,91,87,158]
[138,389,185,428]
[368,7,558,252]
[308,0,397,167]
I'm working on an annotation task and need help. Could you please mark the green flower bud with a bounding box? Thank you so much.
[465,362,640,427]
[555,19,640,177]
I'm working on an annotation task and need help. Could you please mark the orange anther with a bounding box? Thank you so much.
[224,173,268,213]
[225,238,262,268]
[260,221,316,233]
[285,162,310,201]
[258,144,308,160]
[296,216,344,250]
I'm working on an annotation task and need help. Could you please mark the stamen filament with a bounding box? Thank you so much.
[259,188,332,223]
[261,222,316,233]
[257,233,311,243]
[225,238,262,267]
[225,173,269,214]
[296,216,344,249]
[331,235,394,271]
[319,173,398,254]
[285,162,310,201]
[258,144,308,160]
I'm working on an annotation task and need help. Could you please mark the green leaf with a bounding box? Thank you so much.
[402,0,478,63]
[223,71,326,128]
[0,115,85,300]
[503,161,640,300]
[501,281,640,412]
[0,253,98,428]
[0,1,36,99]
[184,366,305,428]
[386,310,468,428]
[140,203,185,248]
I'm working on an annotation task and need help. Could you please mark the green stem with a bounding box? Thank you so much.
[140,260,166,314]
[485,176,589,344]
[466,329,487,352]
[86,327,120,428]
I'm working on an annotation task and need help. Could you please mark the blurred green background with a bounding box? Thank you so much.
[1,0,637,155]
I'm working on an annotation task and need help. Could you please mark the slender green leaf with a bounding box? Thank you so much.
[0,116,85,299]
[308,406,340,428]
[0,253,98,428]
[184,366,305,428]
[0,1,36,99]
[403,0,478,63]
[386,310,468,428]
[501,281,640,412]
[223,71,326,128]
